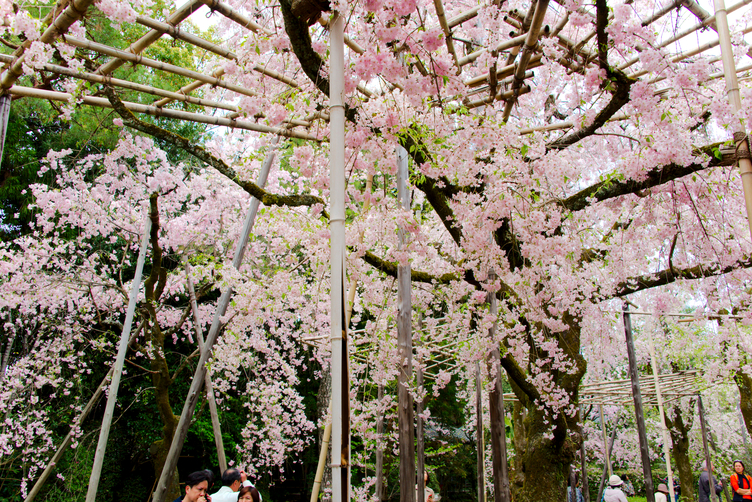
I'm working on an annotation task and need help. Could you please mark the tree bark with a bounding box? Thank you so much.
[735,370,752,438]
[665,400,696,502]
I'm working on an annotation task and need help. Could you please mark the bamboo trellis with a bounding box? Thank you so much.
[3,0,752,501]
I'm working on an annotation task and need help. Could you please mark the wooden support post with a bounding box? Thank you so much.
[311,421,332,502]
[579,408,590,502]
[698,395,719,502]
[623,304,655,502]
[417,364,425,502]
[86,212,151,502]
[487,268,510,502]
[569,465,577,502]
[597,423,619,502]
[329,13,350,502]
[396,142,415,502]
[599,405,613,478]
[0,309,16,381]
[476,361,486,502]
[185,264,227,473]
[152,145,277,502]
[375,384,384,502]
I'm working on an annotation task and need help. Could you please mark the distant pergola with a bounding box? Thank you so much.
[2,0,751,501]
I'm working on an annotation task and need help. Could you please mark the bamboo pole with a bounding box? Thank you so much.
[0,0,98,89]
[503,0,550,122]
[184,263,227,474]
[329,13,350,502]
[0,309,15,381]
[396,141,415,502]
[200,0,272,35]
[96,0,205,76]
[85,211,151,502]
[647,331,676,502]
[476,361,485,502]
[35,62,239,113]
[152,143,278,502]
[8,86,319,141]
[65,36,259,99]
[623,304,656,502]
[311,414,332,502]
[713,0,752,242]
[27,366,116,502]
[599,405,613,478]
[432,0,460,68]
[698,395,719,502]
[596,423,619,502]
[579,408,590,502]
[375,384,384,502]
[135,15,236,59]
[0,94,10,167]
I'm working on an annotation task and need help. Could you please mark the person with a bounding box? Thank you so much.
[655,483,670,502]
[567,473,584,502]
[212,468,258,502]
[622,475,635,497]
[604,475,629,502]
[238,486,261,502]
[173,470,213,502]
[731,460,752,502]
[416,470,436,502]
[700,463,723,502]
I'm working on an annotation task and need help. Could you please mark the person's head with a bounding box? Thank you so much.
[184,470,212,502]
[657,483,669,494]
[735,460,746,475]
[222,468,244,492]
[238,486,261,502]
[608,475,623,488]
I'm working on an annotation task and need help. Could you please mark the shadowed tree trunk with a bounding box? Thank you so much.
[665,399,696,502]
[736,370,752,439]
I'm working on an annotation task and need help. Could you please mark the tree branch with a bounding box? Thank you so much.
[558,142,736,212]
[612,256,752,298]
[103,87,326,211]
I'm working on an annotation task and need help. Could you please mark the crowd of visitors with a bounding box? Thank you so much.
[173,468,261,502]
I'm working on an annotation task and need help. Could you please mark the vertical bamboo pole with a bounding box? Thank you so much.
[476,361,486,502]
[698,396,719,502]
[396,142,415,502]
[596,423,619,502]
[86,212,151,502]
[569,465,577,502]
[487,269,510,502]
[375,384,384,502]
[311,416,332,502]
[623,304,655,502]
[0,309,16,381]
[329,12,350,502]
[579,408,590,502]
[599,405,613,478]
[185,264,227,473]
[0,94,11,165]
[713,0,752,241]
[152,145,277,502]
[647,330,676,502]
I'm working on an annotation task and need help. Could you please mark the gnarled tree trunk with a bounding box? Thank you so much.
[665,399,696,502]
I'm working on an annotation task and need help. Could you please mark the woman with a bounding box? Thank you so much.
[731,460,752,502]
[238,486,260,502]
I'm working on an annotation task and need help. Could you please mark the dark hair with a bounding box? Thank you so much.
[735,460,746,472]
[203,469,215,488]
[238,486,261,502]
[186,470,213,488]
[222,468,242,486]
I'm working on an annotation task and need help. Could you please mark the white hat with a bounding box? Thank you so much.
[609,475,624,487]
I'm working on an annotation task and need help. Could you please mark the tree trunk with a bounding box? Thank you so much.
[735,370,752,438]
[512,401,527,491]
[665,400,696,502]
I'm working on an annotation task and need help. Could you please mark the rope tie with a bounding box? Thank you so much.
[734,131,751,161]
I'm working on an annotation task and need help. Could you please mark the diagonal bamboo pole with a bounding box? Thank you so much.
[152,141,278,502]
[96,0,205,76]
[85,211,152,502]
[185,263,227,473]
[0,94,10,166]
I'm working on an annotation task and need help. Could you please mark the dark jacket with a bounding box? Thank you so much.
[699,470,723,502]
